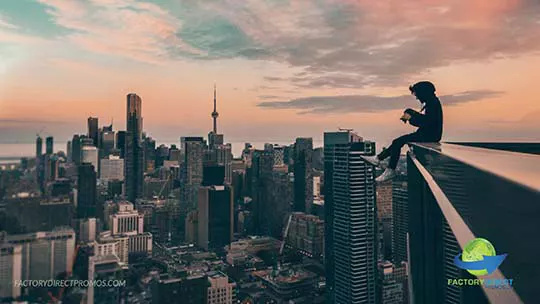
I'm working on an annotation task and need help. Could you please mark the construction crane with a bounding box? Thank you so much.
[273,213,294,277]
[280,214,293,255]
[36,126,46,138]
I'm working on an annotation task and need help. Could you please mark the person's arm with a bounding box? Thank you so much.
[405,108,431,127]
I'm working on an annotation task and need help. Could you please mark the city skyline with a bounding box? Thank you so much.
[1,0,540,145]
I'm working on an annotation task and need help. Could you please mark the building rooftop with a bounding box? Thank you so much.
[409,142,539,304]
[414,142,540,192]
[253,268,317,285]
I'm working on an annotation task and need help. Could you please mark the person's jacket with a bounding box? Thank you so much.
[405,96,443,141]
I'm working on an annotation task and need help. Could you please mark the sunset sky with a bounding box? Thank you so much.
[1,0,539,149]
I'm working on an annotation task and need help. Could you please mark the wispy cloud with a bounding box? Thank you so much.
[183,0,540,88]
[36,0,202,64]
[4,0,540,89]
[0,14,18,29]
[258,90,504,114]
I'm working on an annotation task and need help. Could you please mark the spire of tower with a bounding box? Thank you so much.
[211,83,219,134]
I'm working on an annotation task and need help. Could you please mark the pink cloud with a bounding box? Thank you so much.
[37,0,201,64]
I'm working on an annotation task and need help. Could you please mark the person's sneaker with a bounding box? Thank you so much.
[362,156,387,169]
[376,168,397,182]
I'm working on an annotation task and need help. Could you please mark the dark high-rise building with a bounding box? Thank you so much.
[143,135,156,173]
[66,141,72,162]
[377,181,393,261]
[151,274,208,304]
[46,136,54,154]
[250,150,274,235]
[100,126,115,158]
[181,137,204,208]
[36,136,43,159]
[107,179,123,198]
[116,131,126,159]
[268,166,293,238]
[312,147,324,171]
[392,176,408,264]
[203,164,225,186]
[155,144,169,168]
[71,134,83,165]
[169,144,181,162]
[324,131,378,304]
[125,93,144,203]
[407,142,536,304]
[36,136,43,183]
[77,163,97,218]
[197,184,233,252]
[294,137,313,213]
[88,117,99,146]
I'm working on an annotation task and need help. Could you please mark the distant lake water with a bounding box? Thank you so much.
[0,141,324,162]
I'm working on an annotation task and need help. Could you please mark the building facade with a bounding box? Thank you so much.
[324,131,378,304]
[4,228,75,281]
[293,137,313,213]
[0,244,22,299]
[197,185,233,252]
[125,93,144,202]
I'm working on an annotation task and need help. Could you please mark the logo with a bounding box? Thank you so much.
[448,238,513,290]
[453,238,507,276]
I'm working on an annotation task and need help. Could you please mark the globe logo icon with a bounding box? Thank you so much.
[454,238,507,276]
[461,238,497,276]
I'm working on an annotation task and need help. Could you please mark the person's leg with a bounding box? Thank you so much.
[386,133,419,169]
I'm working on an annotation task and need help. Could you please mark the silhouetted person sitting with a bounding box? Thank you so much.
[364,81,443,182]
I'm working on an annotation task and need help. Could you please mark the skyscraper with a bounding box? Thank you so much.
[81,145,99,173]
[46,136,54,154]
[181,137,204,207]
[324,131,378,304]
[35,136,43,159]
[143,135,156,173]
[211,144,233,184]
[197,184,233,252]
[294,138,313,213]
[100,127,115,158]
[377,181,393,261]
[116,131,126,159]
[71,134,82,165]
[66,140,72,162]
[35,136,43,183]
[392,176,408,264]
[250,149,274,235]
[77,163,97,218]
[268,166,293,238]
[125,93,144,203]
[88,117,99,146]
[100,155,125,182]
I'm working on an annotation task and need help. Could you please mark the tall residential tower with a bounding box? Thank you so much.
[324,131,378,304]
[125,93,144,203]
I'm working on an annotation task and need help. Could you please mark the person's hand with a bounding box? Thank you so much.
[400,113,412,123]
[404,108,416,115]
